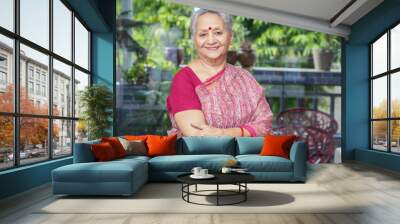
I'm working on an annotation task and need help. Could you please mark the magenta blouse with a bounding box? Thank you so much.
[166,67,225,115]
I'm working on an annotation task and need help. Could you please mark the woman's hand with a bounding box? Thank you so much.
[191,123,224,136]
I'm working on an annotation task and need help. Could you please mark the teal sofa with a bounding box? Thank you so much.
[52,137,307,196]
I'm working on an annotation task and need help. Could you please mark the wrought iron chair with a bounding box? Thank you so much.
[276,108,338,164]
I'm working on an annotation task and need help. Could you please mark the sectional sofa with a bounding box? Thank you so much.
[52,136,307,196]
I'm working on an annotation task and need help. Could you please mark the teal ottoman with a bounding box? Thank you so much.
[52,156,148,196]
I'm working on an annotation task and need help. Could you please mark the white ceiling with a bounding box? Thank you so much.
[171,0,384,38]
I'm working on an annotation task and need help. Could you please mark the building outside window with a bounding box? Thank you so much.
[28,81,34,94]
[35,70,40,81]
[0,54,7,67]
[28,66,34,80]
[0,71,7,87]
[35,83,40,95]
[41,73,46,83]
[42,85,46,97]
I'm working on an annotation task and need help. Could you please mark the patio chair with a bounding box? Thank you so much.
[276,108,338,164]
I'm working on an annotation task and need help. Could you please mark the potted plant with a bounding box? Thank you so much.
[291,32,340,71]
[227,50,238,65]
[79,84,113,140]
[123,59,149,85]
[237,40,256,70]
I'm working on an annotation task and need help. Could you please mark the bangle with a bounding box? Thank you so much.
[240,127,244,137]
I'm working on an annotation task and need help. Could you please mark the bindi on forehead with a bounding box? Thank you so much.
[200,26,222,32]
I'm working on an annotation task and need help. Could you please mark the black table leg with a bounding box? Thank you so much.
[217,184,219,206]
[195,184,197,192]
[245,183,247,201]
[187,184,190,202]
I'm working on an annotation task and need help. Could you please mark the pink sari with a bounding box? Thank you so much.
[167,64,273,138]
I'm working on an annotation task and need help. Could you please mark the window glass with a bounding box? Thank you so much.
[20,44,49,115]
[53,119,72,157]
[74,69,89,118]
[53,59,72,117]
[391,24,400,70]
[391,72,400,118]
[53,0,72,60]
[0,116,13,170]
[372,121,388,151]
[372,34,387,76]
[391,120,400,153]
[372,77,387,119]
[20,117,49,165]
[20,0,49,49]
[74,18,89,70]
[0,35,14,113]
[0,0,14,31]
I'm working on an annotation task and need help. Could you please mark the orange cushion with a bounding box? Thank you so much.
[101,137,126,158]
[91,142,118,161]
[124,135,148,141]
[146,134,177,157]
[260,134,298,159]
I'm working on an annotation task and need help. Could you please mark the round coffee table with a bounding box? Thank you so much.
[177,172,255,206]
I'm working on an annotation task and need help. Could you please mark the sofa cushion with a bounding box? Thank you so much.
[91,142,118,161]
[235,137,264,155]
[179,137,235,155]
[236,155,293,172]
[260,135,297,159]
[147,135,177,157]
[52,158,147,183]
[73,139,101,163]
[101,137,127,158]
[149,154,235,172]
[118,137,147,156]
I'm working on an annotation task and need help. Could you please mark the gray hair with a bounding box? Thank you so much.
[190,9,232,39]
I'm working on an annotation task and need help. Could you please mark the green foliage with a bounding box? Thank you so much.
[131,0,193,66]
[291,32,341,56]
[117,0,341,69]
[79,84,113,140]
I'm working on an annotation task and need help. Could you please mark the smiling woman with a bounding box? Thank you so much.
[166,9,273,138]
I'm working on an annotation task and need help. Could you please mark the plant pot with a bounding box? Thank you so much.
[312,48,334,71]
[238,50,256,69]
[227,50,238,65]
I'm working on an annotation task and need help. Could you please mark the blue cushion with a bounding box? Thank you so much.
[179,137,235,155]
[149,154,235,172]
[235,137,264,155]
[73,139,100,163]
[236,155,293,172]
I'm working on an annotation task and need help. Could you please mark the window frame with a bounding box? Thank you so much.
[0,0,92,171]
[370,21,400,154]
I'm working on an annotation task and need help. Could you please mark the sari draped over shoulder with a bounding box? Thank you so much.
[167,64,273,138]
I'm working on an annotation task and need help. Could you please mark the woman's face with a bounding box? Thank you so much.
[194,12,232,62]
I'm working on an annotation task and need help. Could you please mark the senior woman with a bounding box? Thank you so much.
[166,9,272,137]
